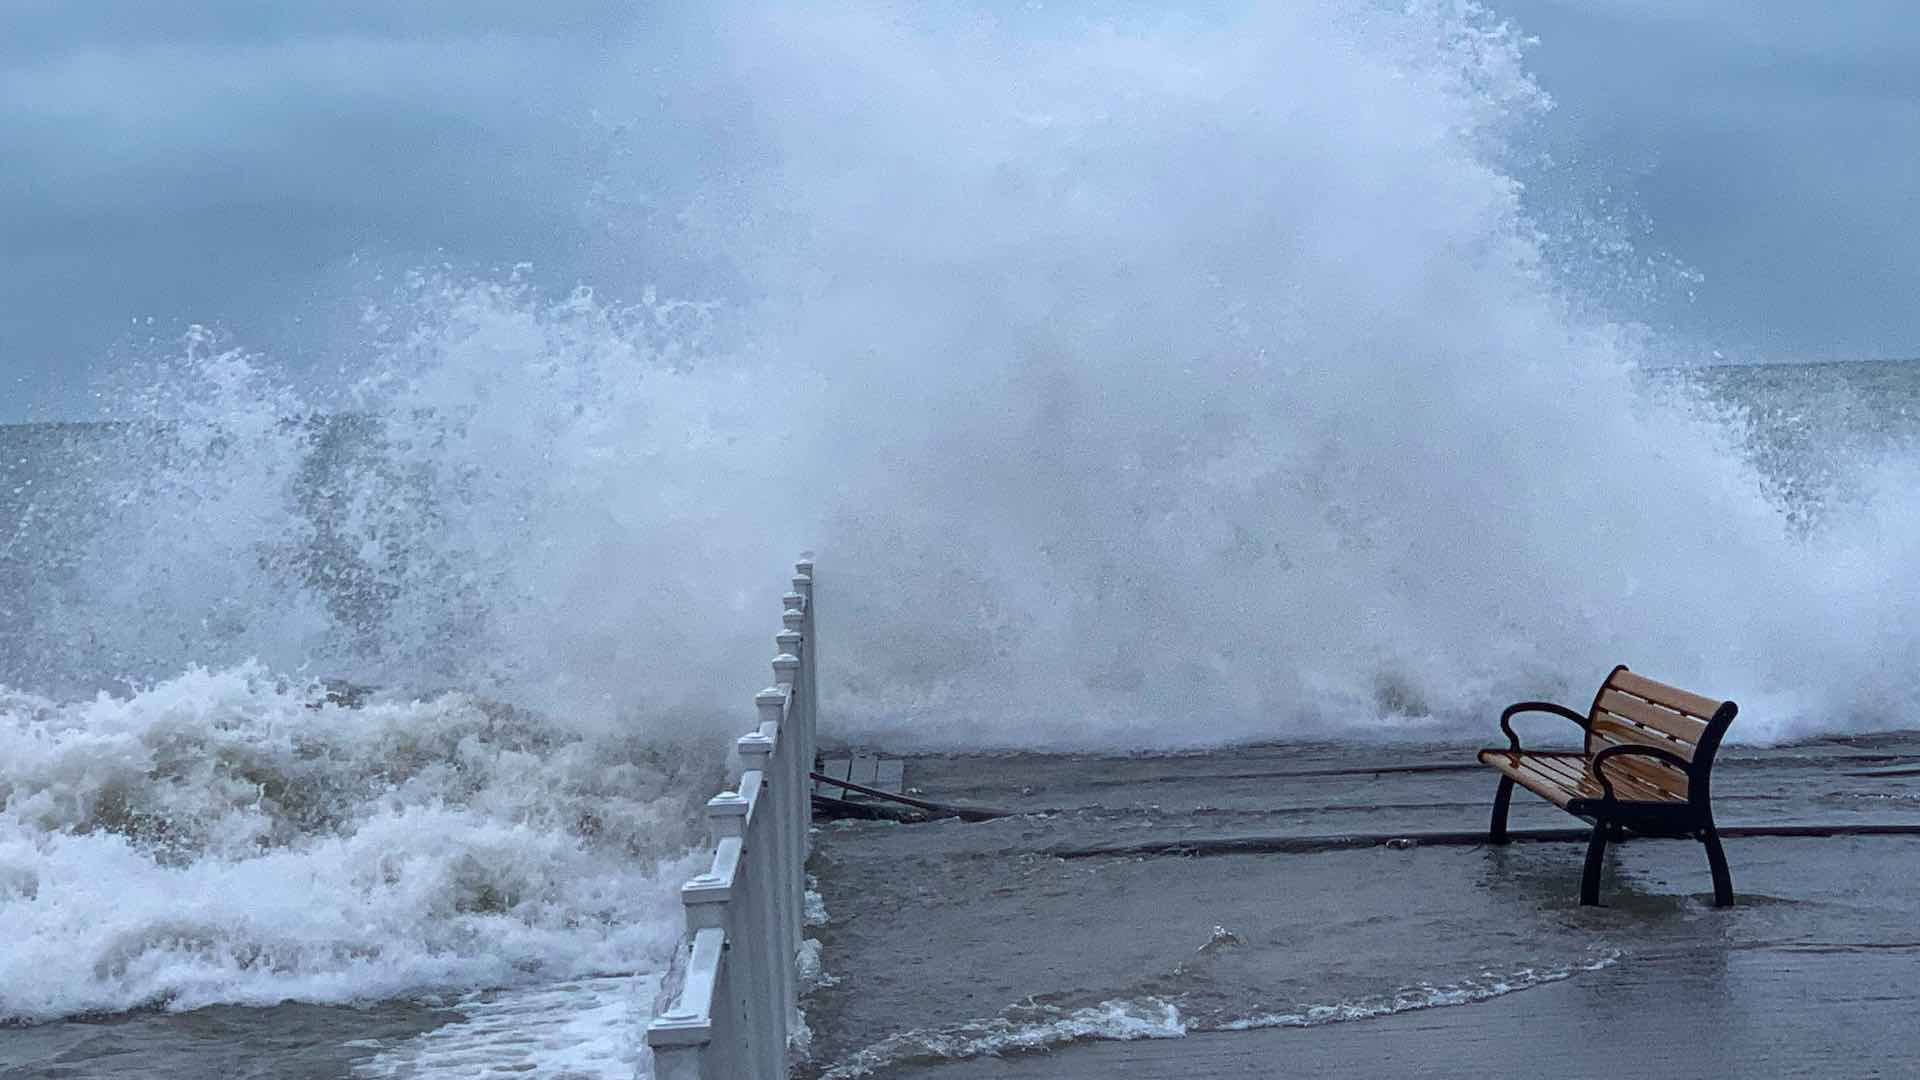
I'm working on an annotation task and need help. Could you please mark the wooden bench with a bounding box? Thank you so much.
[1477,665,1739,907]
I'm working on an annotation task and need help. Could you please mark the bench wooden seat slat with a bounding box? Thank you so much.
[1590,756,1687,802]
[1514,752,1597,797]
[1608,669,1722,721]
[1548,750,1677,803]
[1585,737,1687,788]
[1478,749,1676,807]
[1594,688,1708,745]
[1542,748,1671,803]
[1585,720,1692,798]
[1478,665,1740,907]
[1479,751,1586,808]
[1592,758,1686,802]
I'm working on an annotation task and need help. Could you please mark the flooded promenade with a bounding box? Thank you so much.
[801,737,1920,1078]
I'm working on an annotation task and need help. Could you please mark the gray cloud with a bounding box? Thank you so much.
[1501,0,1920,361]
[0,1,643,418]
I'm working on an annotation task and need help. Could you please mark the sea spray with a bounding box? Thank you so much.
[1,273,783,1026]
[14,2,1920,755]
[703,2,1920,744]
[4,278,783,721]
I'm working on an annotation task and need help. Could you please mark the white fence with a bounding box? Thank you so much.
[647,558,818,1080]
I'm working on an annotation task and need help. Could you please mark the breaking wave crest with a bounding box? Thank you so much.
[0,664,716,1023]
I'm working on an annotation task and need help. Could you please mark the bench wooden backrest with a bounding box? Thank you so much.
[1583,666,1739,802]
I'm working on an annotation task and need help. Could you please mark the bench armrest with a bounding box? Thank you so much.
[1499,701,1590,753]
[1589,743,1692,802]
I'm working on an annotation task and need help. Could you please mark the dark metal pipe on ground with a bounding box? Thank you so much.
[1045,822,1920,860]
[809,772,1011,822]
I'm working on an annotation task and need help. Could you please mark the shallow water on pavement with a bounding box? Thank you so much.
[799,736,1920,1078]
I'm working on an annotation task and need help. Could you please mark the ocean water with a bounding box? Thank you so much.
[5,1,1920,1076]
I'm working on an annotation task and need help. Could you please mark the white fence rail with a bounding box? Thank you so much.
[647,558,818,1080]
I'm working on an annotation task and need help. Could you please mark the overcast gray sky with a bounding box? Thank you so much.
[1513,0,1920,364]
[2,0,1916,421]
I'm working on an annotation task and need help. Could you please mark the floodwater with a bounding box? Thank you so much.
[0,977,653,1080]
[799,735,1920,1078]
[0,1001,451,1080]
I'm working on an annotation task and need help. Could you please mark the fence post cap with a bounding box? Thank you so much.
[782,609,805,630]
[647,1015,714,1044]
[707,791,749,816]
[737,730,774,754]
[795,558,815,575]
[776,629,802,648]
[782,591,805,610]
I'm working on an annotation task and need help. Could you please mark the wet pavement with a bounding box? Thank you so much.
[799,734,1920,1078]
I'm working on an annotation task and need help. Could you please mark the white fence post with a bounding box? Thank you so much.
[757,682,803,1003]
[781,600,813,840]
[793,560,818,815]
[734,731,787,1078]
[646,558,820,1080]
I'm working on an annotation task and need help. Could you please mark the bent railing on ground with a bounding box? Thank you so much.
[647,558,818,1080]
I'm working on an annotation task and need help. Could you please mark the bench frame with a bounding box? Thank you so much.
[1481,665,1739,907]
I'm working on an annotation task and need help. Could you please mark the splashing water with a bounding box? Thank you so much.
[4,0,1920,1028]
[0,664,715,1023]
[715,2,1920,745]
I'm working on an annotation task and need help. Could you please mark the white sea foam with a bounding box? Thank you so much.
[0,665,714,1023]
[818,954,1617,1077]
[355,975,649,1080]
[1218,952,1619,1031]
[797,938,838,993]
[819,997,1187,1080]
[804,875,830,927]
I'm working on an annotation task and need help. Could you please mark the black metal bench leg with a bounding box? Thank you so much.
[1489,776,1515,844]
[1702,826,1735,907]
[1580,822,1609,906]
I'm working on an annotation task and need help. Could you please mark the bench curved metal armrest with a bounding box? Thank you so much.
[1589,743,1693,802]
[1499,701,1590,753]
